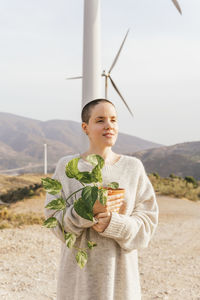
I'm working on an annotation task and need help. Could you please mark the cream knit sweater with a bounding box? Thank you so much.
[44,154,159,300]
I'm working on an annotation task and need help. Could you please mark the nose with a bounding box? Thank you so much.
[104,119,113,129]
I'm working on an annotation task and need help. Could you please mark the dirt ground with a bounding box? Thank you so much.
[0,195,200,300]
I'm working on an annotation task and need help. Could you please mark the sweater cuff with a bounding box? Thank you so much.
[99,212,128,239]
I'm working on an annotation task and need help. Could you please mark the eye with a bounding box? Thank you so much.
[97,120,103,123]
[111,119,117,122]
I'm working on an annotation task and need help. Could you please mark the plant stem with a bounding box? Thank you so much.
[73,246,87,251]
[65,187,85,203]
[62,207,66,237]
[51,210,58,217]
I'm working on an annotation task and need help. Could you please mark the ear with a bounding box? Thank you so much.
[82,122,88,135]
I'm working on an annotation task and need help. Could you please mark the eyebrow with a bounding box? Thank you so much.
[95,116,117,119]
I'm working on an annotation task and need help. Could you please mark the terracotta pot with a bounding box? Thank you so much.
[94,187,126,215]
[106,188,125,213]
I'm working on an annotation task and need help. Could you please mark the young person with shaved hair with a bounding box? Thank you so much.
[45,98,159,300]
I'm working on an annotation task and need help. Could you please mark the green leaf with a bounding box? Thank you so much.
[107,182,119,189]
[65,157,80,178]
[74,197,93,221]
[45,198,66,210]
[91,165,102,183]
[86,154,104,169]
[98,188,108,205]
[43,217,58,228]
[77,171,93,184]
[87,241,97,250]
[65,232,76,249]
[41,177,62,195]
[81,186,98,210]
[76,250,88,269]
[65,155,104,184]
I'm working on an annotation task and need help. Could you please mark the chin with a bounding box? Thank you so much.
[104,138,117,147]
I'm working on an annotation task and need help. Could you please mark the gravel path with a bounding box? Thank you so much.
[0,196,200,300]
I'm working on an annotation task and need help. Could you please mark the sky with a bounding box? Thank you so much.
[0,0,200,146]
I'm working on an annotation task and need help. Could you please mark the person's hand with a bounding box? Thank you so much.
[93,193,126,215]
[118,198,127,214]
[93,199,108,215]
[92,211,112,233]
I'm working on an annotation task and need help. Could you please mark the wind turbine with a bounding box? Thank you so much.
[67,29,133,116]
[81,0,182,106]
[68,0,182,149]
[101,29,133,116]
[44,143,47,174]
[68,0,182,109]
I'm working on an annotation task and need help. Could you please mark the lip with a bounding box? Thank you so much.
[103,133,115,138]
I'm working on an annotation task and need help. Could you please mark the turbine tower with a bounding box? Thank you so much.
[82,0,102,108]
[44,143,47,175]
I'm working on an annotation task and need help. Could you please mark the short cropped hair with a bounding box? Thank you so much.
[81,98,115,124]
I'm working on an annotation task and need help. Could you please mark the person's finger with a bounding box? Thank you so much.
[92,222,104,231]
[95,211,111,219]
[92,224,99,230]
[92,225,101,232]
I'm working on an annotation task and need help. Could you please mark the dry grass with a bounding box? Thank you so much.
[0,195,45,229]
[0,174,48,229]
[0,207,44,229]
[0,173,199,230]
[149,174,200,201]
[0,173,50,194]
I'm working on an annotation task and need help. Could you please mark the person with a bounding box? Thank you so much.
[44,98,159,300]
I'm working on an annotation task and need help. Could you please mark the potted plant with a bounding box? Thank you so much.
[41,154,125,268]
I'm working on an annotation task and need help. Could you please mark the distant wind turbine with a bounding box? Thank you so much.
[44,143,47,175]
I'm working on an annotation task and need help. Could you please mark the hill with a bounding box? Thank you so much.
[0,112,162,173]
[132,141,200,179]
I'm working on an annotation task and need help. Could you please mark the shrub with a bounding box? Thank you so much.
[0,183,43,204]
[169,173,178,179]
[152,172,160,179]
[148,173,200,201]
[184,176,198,188]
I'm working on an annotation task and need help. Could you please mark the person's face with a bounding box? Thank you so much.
[82,102,119,148]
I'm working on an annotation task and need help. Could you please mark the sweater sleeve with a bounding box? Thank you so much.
[99,161,159,251]
[44,157,97,243]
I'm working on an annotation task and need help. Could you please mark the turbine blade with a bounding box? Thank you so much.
[108,29,130,74]
[171,0,182,14]
[109,75,133,117]
[66,76,83,80]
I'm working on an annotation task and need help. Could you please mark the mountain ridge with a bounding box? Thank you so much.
[0,112,162,172]
[0,112,199,179]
